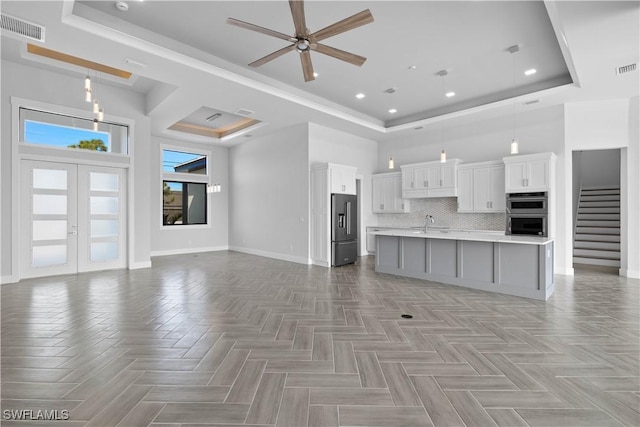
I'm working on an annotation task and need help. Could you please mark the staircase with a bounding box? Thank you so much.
[573,187,621,267]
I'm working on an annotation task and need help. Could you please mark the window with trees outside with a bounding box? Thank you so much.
[20,107,129,154]
[162,149,209,226]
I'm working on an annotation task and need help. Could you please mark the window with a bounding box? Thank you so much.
[161,148,210,227]
[20,108,129,154]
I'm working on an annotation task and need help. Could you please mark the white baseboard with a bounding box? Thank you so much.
[129,261,152,270]
[150,246,229,258]
[620,268,640,279]
[1,275,19,284]
[311,260,329,268]
[555,267,575,276]
[229,246,310,265]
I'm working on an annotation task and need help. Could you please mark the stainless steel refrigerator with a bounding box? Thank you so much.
[331,193,358,266]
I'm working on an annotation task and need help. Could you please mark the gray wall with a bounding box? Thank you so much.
[576,149,621,188]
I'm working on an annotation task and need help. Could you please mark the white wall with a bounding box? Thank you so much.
[228,123,309,263]
[1,59,152,281]
[308,122,379,256]
[150,136,229,256]
[564,98,639,278]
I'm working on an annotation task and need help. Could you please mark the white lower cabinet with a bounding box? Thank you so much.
[372,172,409,213]
[457,161,505,213]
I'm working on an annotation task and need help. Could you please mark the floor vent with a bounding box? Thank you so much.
[616,62,637,75]
[1,13,45,42]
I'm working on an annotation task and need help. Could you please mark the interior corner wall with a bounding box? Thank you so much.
[0,59,152,280]
[307,122,379,256]
[150,136,229,255]
[623,96,639,278]
[228,123,309,264]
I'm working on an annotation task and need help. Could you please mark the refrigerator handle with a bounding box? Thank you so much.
[346,201,352,235]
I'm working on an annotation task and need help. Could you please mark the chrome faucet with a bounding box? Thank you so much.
[425,214,435,232]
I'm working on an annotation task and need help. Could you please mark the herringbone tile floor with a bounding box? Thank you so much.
[1,252,638,426]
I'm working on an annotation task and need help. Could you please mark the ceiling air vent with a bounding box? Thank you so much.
[1,13,45,42]
[235,108,254,116]
[616,63,637,75]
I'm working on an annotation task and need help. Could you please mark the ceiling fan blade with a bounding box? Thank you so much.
[300,50,315,82]
[289,0,308,37]
[249,44,296,67]
[311,9,374,42]
[227,18,296,42]
[312,43,367,67]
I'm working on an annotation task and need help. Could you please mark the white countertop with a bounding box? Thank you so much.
[371,228,553,245]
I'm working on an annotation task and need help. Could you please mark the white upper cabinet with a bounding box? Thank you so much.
[330,164,357,195]
[401,159,461,198]
[503,153,556,193]
[457,161,505,213]
[372,172,409,213]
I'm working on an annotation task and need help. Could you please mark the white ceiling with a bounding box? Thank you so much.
[1,1,638,145]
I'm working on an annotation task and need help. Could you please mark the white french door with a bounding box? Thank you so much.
[21,160,127,279]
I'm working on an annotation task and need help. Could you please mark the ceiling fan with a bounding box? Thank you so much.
[227,0,374,82]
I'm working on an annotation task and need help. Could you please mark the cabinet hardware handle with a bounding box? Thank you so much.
[487,201,490,208]
[440,179,443,187]
[401,203,404,209]
[411,182,414,188]
[380,204,384,210]
[425,181,429,187]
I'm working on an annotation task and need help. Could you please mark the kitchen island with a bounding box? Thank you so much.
[372,229,554,300]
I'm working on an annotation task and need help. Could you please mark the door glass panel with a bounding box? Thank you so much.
[91,220,118,238]
[33,220,67,241]
[33,195,67,215]
[90,196,118,214]
[90,172,119,192]
[32,245,67,267]
[90,241,118,262]
[33,169,67,190]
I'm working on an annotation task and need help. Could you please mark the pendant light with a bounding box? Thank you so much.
[437,69,449,162]
[440,149,447,163]
[388,157,395,169]
[92,119,98,131]
[508,44,520,155]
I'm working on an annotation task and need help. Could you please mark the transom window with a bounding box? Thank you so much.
[20,108,129,154]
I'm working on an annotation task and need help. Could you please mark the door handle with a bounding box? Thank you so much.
[346,202,352,235]
[68,231,77,235]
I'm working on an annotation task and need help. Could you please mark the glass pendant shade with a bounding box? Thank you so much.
[510,138,519,155]
[388,157,394,169]
[84,76,91,90]
[92,119,98,131]
[85,89,92,102]
[440,149,447,163]
[97,108,104,121]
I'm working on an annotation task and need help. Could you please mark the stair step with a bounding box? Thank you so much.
[581,188,620,195]
[577,213,620,220]
[575,220,620,227]
[573,258,621,268]
[580,201,620,208]
[575,227,621,235]
[574,233,621,242]
[578,207,620,214]
[580,195,620,202]
[573,248,621,260]
[574,241,621,251]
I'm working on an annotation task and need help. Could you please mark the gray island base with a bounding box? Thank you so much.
[373,230,554,301]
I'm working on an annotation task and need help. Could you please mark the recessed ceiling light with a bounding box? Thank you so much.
[355,93,366,99]
[524,68,537,76]
[408,65,417,70]
[388,108,397,114]
[414,126,424,130]
[384,87,397,94]
[115,1,129,11]
[445,91,455,98]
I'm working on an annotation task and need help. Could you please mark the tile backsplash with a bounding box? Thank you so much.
[376,197,506,231]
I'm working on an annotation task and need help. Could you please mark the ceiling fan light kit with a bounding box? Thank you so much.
[227,0,374,82]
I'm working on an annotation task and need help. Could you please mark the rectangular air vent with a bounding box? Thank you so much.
[616,63,637,75]
[1,13,45,42]
[235,108,254,116]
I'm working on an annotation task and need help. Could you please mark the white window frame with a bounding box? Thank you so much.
[160,144,211,230]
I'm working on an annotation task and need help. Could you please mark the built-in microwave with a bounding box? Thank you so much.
[506,192,548,214]
[507,215,547,237]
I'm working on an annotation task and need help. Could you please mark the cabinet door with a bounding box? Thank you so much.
[489,166,506,211]
[330,166,356,194]
[371,176,384,212]
[342,168,357,195]
[391,174,408,212]
[457,168,474,212]
[473,168,491,211]
[505,162,526,192]
[440,164,456,188]
[526,159,549,190]
[401,167,415,190]
[330,167,344,194]
[425,166,440,188]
